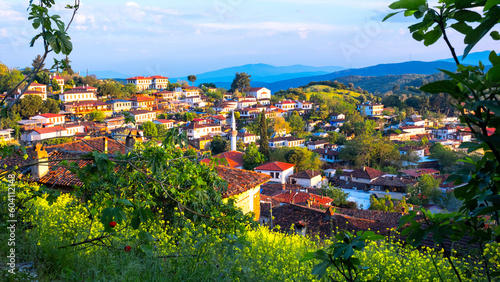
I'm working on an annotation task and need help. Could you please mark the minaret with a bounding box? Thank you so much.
[231,111,237,151]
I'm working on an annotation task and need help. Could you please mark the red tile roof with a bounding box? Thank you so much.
[342,167,385,180]
[254,161,295,172]
[200,151,244,168]
[289,170,322,179]
[30,83,46,87]
[399,168,440,178]
[155,119,174,124]
[248,87,265,91]
[33,126,66,134]
[215,166,270,198]
[36,113,65,118]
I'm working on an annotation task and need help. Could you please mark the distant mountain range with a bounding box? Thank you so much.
[169,63,345,84]
[88,50,494,93]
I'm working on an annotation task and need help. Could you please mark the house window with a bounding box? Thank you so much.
[270,172,274,178]
[275,172,280,179]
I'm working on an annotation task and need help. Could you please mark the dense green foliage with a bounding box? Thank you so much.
[210,135,229,155]
[243,143,265,170]
[230,72,251,93]
[86,110,106,122]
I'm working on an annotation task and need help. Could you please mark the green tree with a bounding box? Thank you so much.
[86,110,106,122]
[407,174,441,206]
[123,83,137,96]
[0,69,24,93]
[41,98,60,114]
[236,140,246,152]
[11,95,44,118]
[34,71,50,85]
[230,72,251,93]
[98,82,119,98]
[184,147,197,158]
[288,113,305,134]
[210,135,229,155]
[243,143,266,170]
[141,121,158,138]
[319,185,349,207]
[184,112,194,122]
[429,143,463,171]
[51,78,61,92]
[187,75,197,86]
[284,147,322,172]
[259,110,270,160]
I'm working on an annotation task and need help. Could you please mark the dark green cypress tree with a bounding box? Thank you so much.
[259,109,270,160]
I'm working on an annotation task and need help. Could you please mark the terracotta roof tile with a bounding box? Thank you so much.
[254,161,295,172]
[215,166,270,198]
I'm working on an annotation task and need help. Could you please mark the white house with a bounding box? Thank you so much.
[268,137,305,148]
[274,100,298,111]
[215,102,238,113]
[307,140,329,150]
[0,129,12,142]
[247,87,271,100]
[21,126,68,142]
[398,146,425,159]
[339,167,386,184]
[254,161,295,184]
[185,95,201,106]
[128,110,157,124]
[357,101,384,116]
[237,131,259,144]
[59,90,97,102]
[30,113,66,126]
[288,170,327,188]
[106,99,132,113]
[126,76,169,91]
[312,148,342,163]
[14,90,47,101]
[404,116,426,127]
[181,122,222,140]
[154,119,175,129]
[237,99,258,109]
[182,86,200,97]
[296,100,313,110]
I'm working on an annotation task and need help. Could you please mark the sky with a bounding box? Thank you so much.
[0,0,495,78]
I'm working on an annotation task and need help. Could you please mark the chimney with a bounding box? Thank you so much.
[362,166,366,171]
[125,132,136,153]
[102,137,108,153]
[31,143,49,179]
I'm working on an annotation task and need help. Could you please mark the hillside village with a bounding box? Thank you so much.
[0,66,486,238]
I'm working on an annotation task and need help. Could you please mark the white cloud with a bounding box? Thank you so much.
[126,2,141,8]
[0,1,24,22]
[198,21,340,32]
[0,28,8,38]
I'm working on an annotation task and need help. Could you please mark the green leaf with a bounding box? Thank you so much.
[311,260,332,279]
[464,6,500,58]
[453,10,482,22]
[489,51,500,66]
[491,30,500,40]
[484,0,500,11]
[383,11,402,21]
[451,22,473,35]
[389,0,426,10]
[420,80,459,94]
[412,30,425,41]
[423,26,443,46]
[299,252,316,263]
[486,65,500,83]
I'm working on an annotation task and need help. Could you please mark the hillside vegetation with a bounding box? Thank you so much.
[1,181,495,281]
